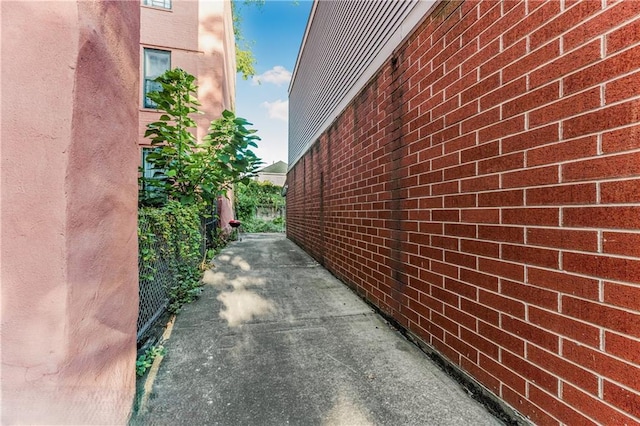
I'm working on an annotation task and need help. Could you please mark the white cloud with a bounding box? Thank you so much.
[252,66,292,86]
[261,99,288,122]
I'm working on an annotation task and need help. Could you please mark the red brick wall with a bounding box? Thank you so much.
[287,1,640,424]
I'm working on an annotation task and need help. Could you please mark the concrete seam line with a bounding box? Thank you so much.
[138,315,177,415]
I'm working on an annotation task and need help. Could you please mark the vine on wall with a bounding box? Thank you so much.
[139,202,203,313]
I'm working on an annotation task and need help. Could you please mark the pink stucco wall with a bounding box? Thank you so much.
[197,0,237,236]
[1,1,140,424]
[219,191,236,235]
[139,0,235,144]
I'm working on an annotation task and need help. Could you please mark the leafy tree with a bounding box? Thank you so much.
[141,68,262,208]
[232,0,264,79]
[232,0,299,79]
[235,180,286,232]
[235,180,285,221]
[141,69,201,205]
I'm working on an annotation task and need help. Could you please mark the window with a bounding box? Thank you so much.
[142,0,171,10]
[140,148,166,205]
[141,148,161,181]
[143,49,170,108]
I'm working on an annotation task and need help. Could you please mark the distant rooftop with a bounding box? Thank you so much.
[259,161,288,174]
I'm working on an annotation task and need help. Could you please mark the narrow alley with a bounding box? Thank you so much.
[132,234,503,425]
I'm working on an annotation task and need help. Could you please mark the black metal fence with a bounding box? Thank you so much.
[137,204,218,347]
[136,219,172,346]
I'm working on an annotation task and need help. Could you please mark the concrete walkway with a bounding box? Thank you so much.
[133,234,503,426]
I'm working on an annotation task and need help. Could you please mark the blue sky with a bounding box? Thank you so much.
[234,0,313,167]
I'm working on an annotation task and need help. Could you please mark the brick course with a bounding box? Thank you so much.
[288,1,640,423]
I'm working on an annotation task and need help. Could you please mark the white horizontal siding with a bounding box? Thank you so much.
[288,0,437,169]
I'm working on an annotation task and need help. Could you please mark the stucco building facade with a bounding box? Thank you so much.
[139,0,237,231]
[288,1,640,424]
[2,0,238,422]
[2,1,140,423]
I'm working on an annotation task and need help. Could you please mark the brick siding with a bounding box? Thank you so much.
[287,1,640,424]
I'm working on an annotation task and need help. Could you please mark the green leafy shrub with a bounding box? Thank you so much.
[235,180,285,219]
[139,202,203,313]
[140,68,262,209]
[235,180,285,232]
[241,216,285,233]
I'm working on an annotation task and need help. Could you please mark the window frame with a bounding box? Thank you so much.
[141,147,161,181]
[143,48,171,109]
[140,147,166,203]
[142,0,172,10]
